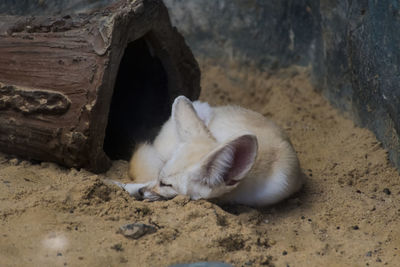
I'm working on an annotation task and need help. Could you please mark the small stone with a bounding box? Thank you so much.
[117,223,157,239]
[301,216,305,220]
[57,252,62,256]
[282,250,288,255]
[366,251,372,257]
[383,188,391,195]
[376,257,382,262]
[352,225,359,230]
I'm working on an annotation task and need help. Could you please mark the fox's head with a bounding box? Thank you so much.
[138,96,258,201]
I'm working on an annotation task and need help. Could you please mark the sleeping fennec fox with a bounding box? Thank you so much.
[114,96,303,206]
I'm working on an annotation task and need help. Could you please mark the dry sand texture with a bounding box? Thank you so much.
[1,62,400,267]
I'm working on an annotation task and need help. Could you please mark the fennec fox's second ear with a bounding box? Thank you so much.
[126,95,303,206]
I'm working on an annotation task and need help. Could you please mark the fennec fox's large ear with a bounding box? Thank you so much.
[202,134,258,187]
[172,95,210,141]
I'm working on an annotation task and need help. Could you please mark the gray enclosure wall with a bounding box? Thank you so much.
[164,0,400,171]
[1,0,399,171]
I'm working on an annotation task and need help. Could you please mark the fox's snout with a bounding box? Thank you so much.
[136,187,145,200]
[136,185,169,202]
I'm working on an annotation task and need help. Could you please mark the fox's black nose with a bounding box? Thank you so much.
[138,187,145,197]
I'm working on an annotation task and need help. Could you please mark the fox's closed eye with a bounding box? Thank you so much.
[159,181,172,187]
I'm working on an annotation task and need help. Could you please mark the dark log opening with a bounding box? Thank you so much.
[103,35,170,160]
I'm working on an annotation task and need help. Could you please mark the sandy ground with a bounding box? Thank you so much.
[1,61,400,267]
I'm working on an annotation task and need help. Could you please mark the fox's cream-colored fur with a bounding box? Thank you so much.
[121,96,303,206]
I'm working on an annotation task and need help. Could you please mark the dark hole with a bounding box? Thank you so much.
[103,36,170,160]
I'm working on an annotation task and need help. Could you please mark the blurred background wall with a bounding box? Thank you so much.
[163,0,318,70]
[165,0,400,171]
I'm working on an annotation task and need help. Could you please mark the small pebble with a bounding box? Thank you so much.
[301,216,305,220]
[352,225,359,230]
[376,257,382,262]
[57,252,62,256]
[383,188,391,195]
[282,250,288,255]
[117,223,157,239]
[366,251,372,257]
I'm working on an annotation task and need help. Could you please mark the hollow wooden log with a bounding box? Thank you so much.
[0,0,200,172]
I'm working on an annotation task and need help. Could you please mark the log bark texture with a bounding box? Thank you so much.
[0,0,200,172]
